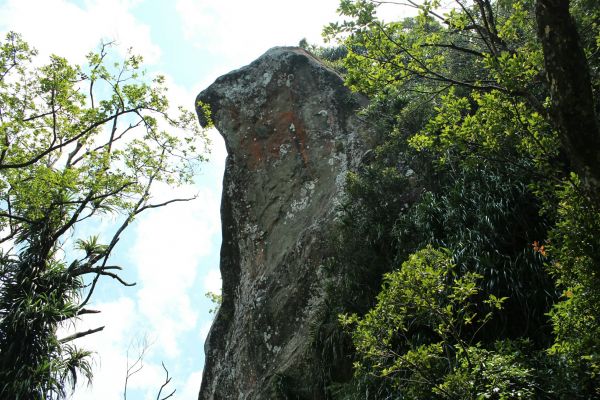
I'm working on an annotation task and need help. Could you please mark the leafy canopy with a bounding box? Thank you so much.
[317,0,600,398]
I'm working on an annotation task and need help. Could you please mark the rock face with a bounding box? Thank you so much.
[196,47,375,400]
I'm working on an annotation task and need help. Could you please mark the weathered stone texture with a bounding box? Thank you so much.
[196,47,374,400]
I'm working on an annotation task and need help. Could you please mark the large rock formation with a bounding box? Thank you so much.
[196,47,375,399]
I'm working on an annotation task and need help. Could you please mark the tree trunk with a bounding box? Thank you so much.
[536,0,600,192]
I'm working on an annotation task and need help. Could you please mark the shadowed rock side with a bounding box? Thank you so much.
[196,47,375,400]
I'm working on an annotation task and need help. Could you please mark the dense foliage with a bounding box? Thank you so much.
[315,0,600,398]
[0,33,209,399]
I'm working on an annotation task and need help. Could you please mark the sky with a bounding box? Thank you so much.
[0,1,406,399]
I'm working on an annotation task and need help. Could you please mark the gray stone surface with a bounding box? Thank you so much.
[196,47,374,400]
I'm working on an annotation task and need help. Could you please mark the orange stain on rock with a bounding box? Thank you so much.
[277,111,309,167]
[239,110,310,170]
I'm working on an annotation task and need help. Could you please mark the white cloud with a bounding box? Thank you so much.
[199,319,213,345]
[61,297,137,400]
[0,0,160,64]
[175,0,342,65]
[156,73,227,177]
[62,297,185,400]
[131,183,221,357]
[173,0,421,80]
[203,268,222,295]
[125,74,225,359]
[179,369,204,400]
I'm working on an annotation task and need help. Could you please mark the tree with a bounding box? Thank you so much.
[0,32,210,399]
[323,0,600,397]
[535,0,600,191]
[325,0,599,191]
[340,247,536,399]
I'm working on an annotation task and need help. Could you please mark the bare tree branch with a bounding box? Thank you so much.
[156,362,176,400]
[72,265,136,286]
[123,338,149,400]
[59,326,105,343]
[0,212,34,224]
[134,195,197,215]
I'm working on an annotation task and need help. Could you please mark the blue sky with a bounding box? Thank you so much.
[0,0,406,398]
